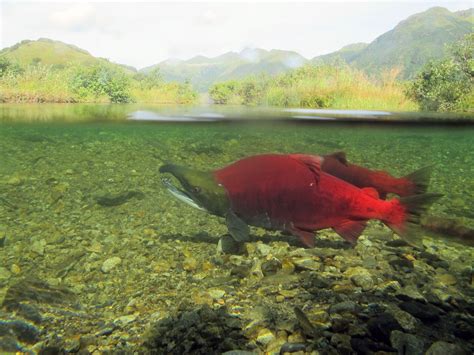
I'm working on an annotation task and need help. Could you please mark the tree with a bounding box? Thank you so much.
[406,34,473,112]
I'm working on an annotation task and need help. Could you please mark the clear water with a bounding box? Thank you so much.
[0,104,473,353]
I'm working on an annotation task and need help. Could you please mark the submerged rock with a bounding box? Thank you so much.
[2,278,76,310]
[95,190,145,207]
[142,305,250,353]
[101,256,122,273]
[367,313,402,344]
[390,330,424,355]
[425,340,467,355]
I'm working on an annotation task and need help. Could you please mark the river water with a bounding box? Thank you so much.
[0,104,473,354]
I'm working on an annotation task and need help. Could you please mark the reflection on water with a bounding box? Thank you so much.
[1,103,473,123]
[0,104,473,353]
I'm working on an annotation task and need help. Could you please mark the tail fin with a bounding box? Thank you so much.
[386,193,443,246]
[402,166,433,196]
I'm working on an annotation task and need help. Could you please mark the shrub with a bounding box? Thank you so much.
[406,34,473,112]
[69,64,132,103]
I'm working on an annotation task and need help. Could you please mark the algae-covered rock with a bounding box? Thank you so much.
[142,305,251,354]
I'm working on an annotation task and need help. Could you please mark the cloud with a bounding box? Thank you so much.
[49,3,96,32]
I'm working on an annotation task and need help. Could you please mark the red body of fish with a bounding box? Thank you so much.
[321,152,430,198]
[214,154,408,246]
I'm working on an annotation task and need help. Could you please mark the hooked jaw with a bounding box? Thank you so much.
[159,163,229,215]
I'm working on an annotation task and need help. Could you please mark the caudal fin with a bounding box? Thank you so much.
[402,166,433,196]
[386,193,443,246]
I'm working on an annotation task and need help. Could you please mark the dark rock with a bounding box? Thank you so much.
[329,301,359,315]
[261,259,282,276]
[16,303,43,324]
[230,265,250,278]
[331,318,350,333]
[386,239,411,247]
[0,335,22,352]
[350,336,395,353]
[389,259,414,273]
[0,320,40,344]
[95,190,145,207]
[418,251,449,269]
[330,333,352,352]
[279,342,306,353]
[367,313,402,344]
[142,305,250,354]
[218,235,246,255]
[399,301,441,322]
[390,330,424,355]
[2,278,77,310]
[453,319,474,340]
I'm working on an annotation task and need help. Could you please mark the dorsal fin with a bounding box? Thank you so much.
[361,187,379,199]
[327,151,348,165]
[289,154,321,184]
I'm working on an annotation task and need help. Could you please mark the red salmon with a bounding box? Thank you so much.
[214,154,440,247]
[321,151,431,198]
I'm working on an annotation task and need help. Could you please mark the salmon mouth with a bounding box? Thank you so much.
[160,177,207,212]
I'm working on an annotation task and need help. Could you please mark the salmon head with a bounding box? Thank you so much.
[159,164,229,215]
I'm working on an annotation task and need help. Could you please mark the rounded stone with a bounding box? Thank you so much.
[425,341,467,355]
[390,330,424,355]
[256,328,276,346]
[101,256,122,273]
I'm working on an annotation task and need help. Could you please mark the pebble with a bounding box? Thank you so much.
[435,273,457,286]
[292,256,321,271]
[0,267,11,280]
[10,264,21,275]
[256,328,276,346]
[114,314,137,326]
[390,330,424,355]
[256,243,272,256]
[329,301,358,314]
[31,239,47,255]
[330,333,352,350]
[351,274,374,290]
[183,257,198,271]
[6,176,23,186]
[387,306,418,332]
[208,288,226,299]
[101,256,122,273]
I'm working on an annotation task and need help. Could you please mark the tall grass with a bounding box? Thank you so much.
[0,62,198,104]
[209,64,418,111]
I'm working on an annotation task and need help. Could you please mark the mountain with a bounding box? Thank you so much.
[141,48,308,91]
[312,7,473,78]
[312,43,369,65]
[0,38,136,73]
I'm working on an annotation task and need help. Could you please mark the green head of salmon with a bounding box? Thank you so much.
[159,164,229,216]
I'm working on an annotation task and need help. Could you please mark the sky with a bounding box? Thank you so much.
[0,1,472,69]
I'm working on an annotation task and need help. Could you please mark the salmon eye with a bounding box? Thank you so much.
[193,186,201,194]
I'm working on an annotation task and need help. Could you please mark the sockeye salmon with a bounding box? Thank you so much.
[322,151,431,198]
[160,154,441,247]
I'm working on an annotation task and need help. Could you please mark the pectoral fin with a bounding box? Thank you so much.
[333,220,367,244]
[226,210,250,242]
[290,227,315,248]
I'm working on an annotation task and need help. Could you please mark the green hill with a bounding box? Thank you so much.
[141,48,308,92]
[313,7,472,78]
[0,38,136,73]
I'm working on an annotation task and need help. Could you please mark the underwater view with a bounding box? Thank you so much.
[0,104,473,354]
